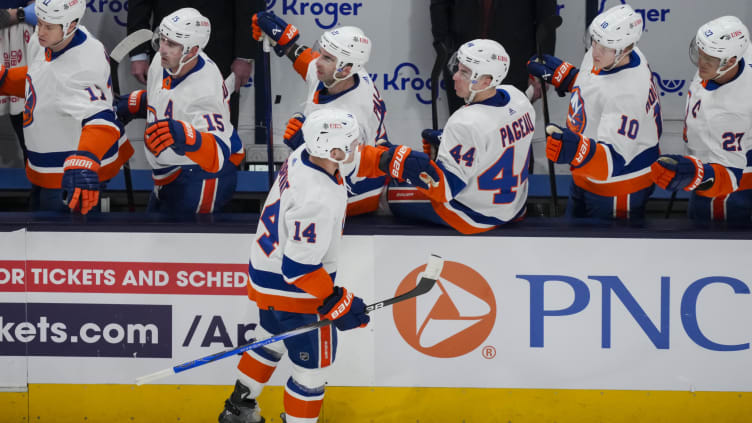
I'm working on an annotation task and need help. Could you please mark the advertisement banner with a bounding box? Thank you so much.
[374,235,752,392]
[1,232,376,386]
[0,229,27,389]
[3,230,752,392]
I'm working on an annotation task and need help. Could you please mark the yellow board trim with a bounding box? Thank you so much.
[1,384,750,423]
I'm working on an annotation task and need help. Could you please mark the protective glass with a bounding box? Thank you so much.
[448,51,472,81]
[688,37,722,68]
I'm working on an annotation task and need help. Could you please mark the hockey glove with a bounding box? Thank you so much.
[650,155,715,192]
[283,113,305,150]
[144,119,202,157]
[527,54,579,97]
[546,124,596,167]
[318,286,370,331]
[379,145,441,190]
[252,12,300,57]
[421,128,442,156]
[114,90,147,126]
[61,152,101,215]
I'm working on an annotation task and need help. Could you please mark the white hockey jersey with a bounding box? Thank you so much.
[299,57,388,214]
[23,27,132,188]
[248,147,347,314]
[428,87,535,233]
[0,23,32,115]
[567,47,661,197]
[683,57,752,194]
[145,53,242,183]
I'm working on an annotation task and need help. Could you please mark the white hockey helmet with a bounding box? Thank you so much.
[317,26,371,74]
[690,16,749,78]
[453,39,510,86]
[303,108,360,163]
[158,8,211,55]
[35,0,86,40]
[448,39,509,103]
[589,4,642,54]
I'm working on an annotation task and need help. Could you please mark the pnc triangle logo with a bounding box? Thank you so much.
[393,261,496,358]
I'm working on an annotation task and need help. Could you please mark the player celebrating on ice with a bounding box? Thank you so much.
[116,8,244,214]
[650,16,752,223]
[527,4,662,220]
[0,0,133,214]
[251,11,390,216]
[218,108,370,423]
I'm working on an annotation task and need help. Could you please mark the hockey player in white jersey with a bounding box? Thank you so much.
[651,16,752,223]
[251,11,390,216]
[527,4,661,220]
[354,39,536,234]
[0,0,133,214]
[115,8,244,214]
[218,108,369,423]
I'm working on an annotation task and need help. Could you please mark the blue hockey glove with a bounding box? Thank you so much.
[114,90,147,126]
[252,11,300,57]
[545,124,596,167]
[379,145,441,190]
[421,128,442,155]
[144,119,202,157]
[527,54,579,96]
[318,286,370,331]
[650,155,715,191]
[283,113,305,150]
[62,151,101,215]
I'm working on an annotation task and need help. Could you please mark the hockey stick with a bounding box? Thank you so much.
[536,15,563,216]
[135,254,444,386]
[109,29,152,212]
[261,36,275,188]
[430,44,447,131]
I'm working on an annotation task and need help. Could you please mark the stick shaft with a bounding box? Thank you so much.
[136,255,443,385]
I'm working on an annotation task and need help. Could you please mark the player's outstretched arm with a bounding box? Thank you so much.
[283,113,305,150]
[527,55,578,97]
[650,155,736,197]
[144,119,222,173]
[358,144,448,203]
[0,65,27,97]
[251,11,300,57]
[546,124,611,180]
[114,90,147,126]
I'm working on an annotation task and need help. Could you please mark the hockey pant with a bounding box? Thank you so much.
[236,308,336,423]
[385,181,523,232]
[148,162,237,214]
[566,182,654,220]
[688,189,752,223]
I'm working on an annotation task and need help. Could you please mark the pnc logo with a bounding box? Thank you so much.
[393,261,496,358]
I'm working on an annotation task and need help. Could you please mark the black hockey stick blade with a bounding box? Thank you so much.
[136,254,444,385]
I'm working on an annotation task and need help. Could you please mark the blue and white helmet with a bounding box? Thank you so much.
[690,16,749,78]
[158,8,211,55]
[589,4,642,55]
[317,26,371,74]
[35,0,86,41]
[303,108,360,163]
